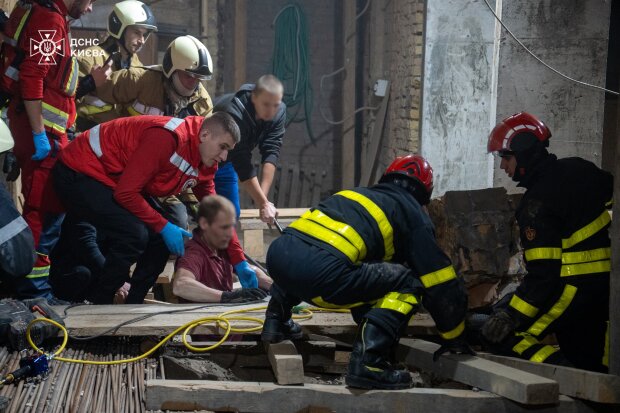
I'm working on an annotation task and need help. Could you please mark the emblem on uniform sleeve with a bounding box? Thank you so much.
[182,179,197,191]
[524,226,536,241]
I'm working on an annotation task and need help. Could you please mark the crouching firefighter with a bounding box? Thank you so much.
[261,155,472,390]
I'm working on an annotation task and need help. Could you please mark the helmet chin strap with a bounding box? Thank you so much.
[171,72,196,97]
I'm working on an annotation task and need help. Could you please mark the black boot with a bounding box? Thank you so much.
[345,319,412,390]
[261,297,303,343]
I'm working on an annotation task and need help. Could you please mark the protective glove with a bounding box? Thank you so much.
[234,260,258,288]
[259,201,278,225]
[481,309,516,344]
[221,287,267,304]
[3,151,20,181]
[159,222,191,256]
[433,335,476,362]
[31,130,51,161]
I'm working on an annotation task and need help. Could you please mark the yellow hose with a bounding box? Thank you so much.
[26,305,350,365]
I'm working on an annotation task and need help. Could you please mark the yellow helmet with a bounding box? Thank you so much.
[162,35,213,80]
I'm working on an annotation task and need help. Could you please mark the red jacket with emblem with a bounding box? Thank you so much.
[4,0,79,135]
[59,115,246,264]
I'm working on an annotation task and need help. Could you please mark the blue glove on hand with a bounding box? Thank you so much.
[31,130,51,161]
[159,222,191,256]
[234,260,258,288]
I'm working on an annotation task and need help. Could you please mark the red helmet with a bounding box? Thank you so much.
[487,112,551,154]
[381,154,434,197]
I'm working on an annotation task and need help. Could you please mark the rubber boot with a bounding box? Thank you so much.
[261,297,303,343]
[345,319,412,390]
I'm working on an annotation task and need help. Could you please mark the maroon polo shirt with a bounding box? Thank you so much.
[176,228,234,298]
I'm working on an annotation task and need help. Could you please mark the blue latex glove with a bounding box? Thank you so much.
[159,222,191,256]
[234,260,258,288]
[31,130,51,161]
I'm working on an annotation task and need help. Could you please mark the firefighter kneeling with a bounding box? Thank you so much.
[261,155,473,390]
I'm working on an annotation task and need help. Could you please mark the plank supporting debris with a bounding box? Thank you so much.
[397,339,559,405]
[478,352,620,404]
[266,340,304,385]
[242,229,264,258]
[146,380,595,413]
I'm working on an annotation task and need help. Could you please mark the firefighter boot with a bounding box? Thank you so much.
[345,319,412,390]
[261,297,303,343]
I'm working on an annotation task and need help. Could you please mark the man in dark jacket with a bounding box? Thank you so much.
[482,112,612,372]
[261,155,471,390]
[213,75,285,222]
[0,120,35,287]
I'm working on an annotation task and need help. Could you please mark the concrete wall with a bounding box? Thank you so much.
[422,0,611,196]
[421,0,499,196]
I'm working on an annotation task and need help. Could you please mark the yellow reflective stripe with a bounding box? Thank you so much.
[42,102,69,134]
[439,320,465,340]
[509,294,539,318]
[603,321,609,367]
[289,218,361,262]
[419,265,457,288]
[529,345,559,363]
[335,190,394,261]
[562,211,611,249]
[561,248,611,264]
[81,104,114,115]
[605,199,613,208]
[560,260,610,277]
[64,57,79,96]
[303,210,368,261]
[127,106,142,116]
[26,265,50,279]
[13,9,31,41]
[311,296,367,309]
[373,292,418,315]
[513,335,539,355]
[527,284,577,336]
[524,247,562,261]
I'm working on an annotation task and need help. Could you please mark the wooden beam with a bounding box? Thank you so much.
[266,340,304,385]
[610,85,620,376]
[146,380,595,413]
[52,304,437,337]
[239,208,309,219]
[397,339,559,405]
[478,353,620,404]
[341,0,357,189]
[359,84,390,186]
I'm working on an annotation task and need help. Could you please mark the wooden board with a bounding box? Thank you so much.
[240,208,308,219]
[398,339,559,405]
[145,380,595,413]
[52,304,437,337]
[266,340,304,385]
[478,353,620,404]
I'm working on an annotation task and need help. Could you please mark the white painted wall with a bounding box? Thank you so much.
[421,0,611,195]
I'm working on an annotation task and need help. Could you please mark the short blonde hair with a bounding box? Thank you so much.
[254,74,283,96]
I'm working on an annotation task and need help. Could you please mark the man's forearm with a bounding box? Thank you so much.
[23,100,45,133]
[259,162,276,197]
[172,274,224,303]
[240,176,270,206]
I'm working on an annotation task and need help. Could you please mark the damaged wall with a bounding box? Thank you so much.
[421,0,611,196]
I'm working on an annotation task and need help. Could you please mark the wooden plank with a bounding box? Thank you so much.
[359,84,390,187]
[156,261,175,284]
[276,166,291,208]
[311,171,326,206]
[341,0,357,189]
[299,171,313,208]
[146,380,594,413]
[478,353,620,403]
[239,208,308,219]
[397,339,559,405]
[242,228,264,258]
[289,164,301,207]
[266,340,304,385]
[238,217,297,231]
[52,304,436,337]
[232,0,246,89]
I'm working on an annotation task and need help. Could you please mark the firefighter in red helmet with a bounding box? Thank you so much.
[482,112,612,372]
[261,154,471,390]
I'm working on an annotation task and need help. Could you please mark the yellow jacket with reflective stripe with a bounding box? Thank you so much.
[509,155,612,329]
[76,39,143,125]
[94,66,213,118]
[286,183,467,339]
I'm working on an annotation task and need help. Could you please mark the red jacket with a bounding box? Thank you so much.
[4,0,79,135]
[60,115,246,265]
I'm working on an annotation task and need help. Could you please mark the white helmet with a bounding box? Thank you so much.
[108,0,157,40]
[0,119,14,153]
[162,35,213,80]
